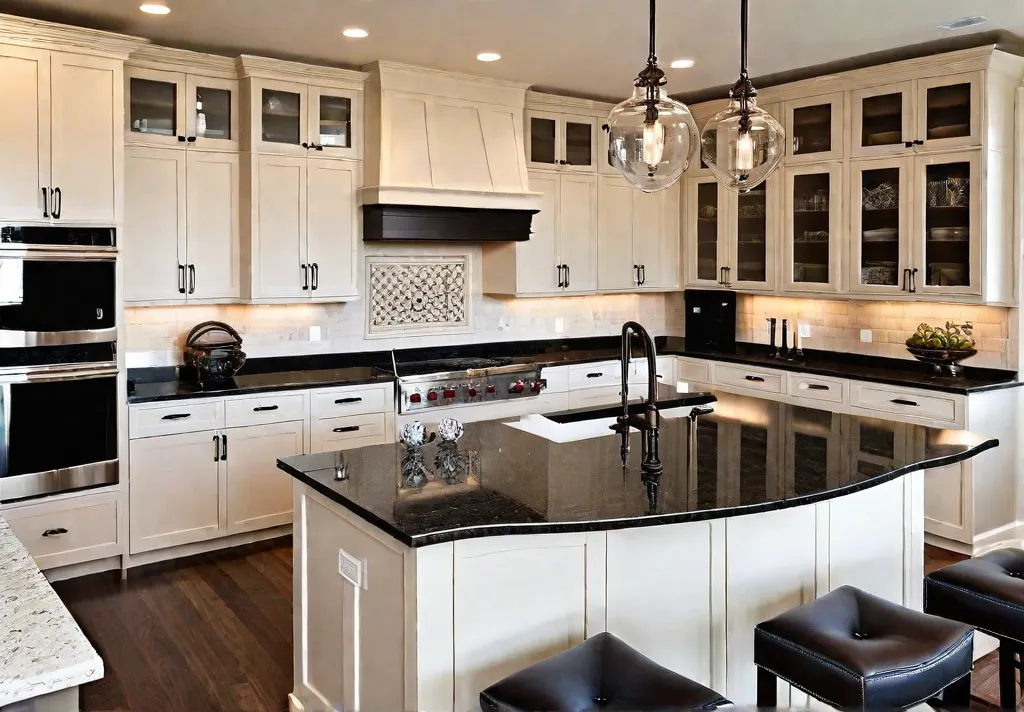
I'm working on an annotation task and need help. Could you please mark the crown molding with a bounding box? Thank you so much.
[367,60,531,91]
[128,44,237,78]
[237,54,368,89]
[525,90,616,114]
[0,12,147,59]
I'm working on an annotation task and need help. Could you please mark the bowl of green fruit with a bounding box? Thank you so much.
[905,322,977,376]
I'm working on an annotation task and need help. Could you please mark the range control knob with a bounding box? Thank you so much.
[427,391,439,402]
[486,384,496,394]
[409,392,422,403]
[531,380,546,393]
[509,380,525,394]
[468,387,478,397]
[443,388,456,399]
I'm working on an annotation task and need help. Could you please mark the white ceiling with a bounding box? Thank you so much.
[6,0,1024,101]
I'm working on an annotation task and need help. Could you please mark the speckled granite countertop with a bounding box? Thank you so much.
[0,517,102,706]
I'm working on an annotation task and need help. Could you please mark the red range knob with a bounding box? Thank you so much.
[531,380,545,392]
[486,384,496,394]
[443,388,456,399]
[510,381,525,394]
[427,391,438,402]
[468,387,478,397]
[409,392,422,403]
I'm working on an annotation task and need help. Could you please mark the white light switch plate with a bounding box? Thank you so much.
[338,549,366,589]
[309,325,322,342]
[860,329,872,343]
[798,323,811,338]
[555,317,565,334]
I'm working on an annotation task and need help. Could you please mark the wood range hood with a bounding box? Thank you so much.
[360,61,541,243]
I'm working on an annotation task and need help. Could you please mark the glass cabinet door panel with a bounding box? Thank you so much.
[529,115,558,166]
[792,103,832,156]
[859,166,902,287]
[735,187,767,283]
[317,94,352,148]
[923,161,971,288]
[696,182,720,282]
[564,120,593,167]
[925,83,971,142]
[130,78,177,136]
[861,93,903,149]
[261,88,301,145]
[791,172,832,284]
[195,86,231,140]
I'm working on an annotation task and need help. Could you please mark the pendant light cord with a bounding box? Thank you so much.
[648,0,657,65]
[739,0,748,79]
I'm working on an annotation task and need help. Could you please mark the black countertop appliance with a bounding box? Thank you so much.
[684,289,737,353]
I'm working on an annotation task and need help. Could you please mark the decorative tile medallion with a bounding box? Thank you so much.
[366,256,470,336]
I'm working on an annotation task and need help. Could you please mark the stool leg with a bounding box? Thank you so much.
[941,671,972,708]
[756,666,777,708]
[999,642,1017,711]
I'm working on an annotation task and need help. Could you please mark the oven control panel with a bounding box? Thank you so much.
[400,372,547,413]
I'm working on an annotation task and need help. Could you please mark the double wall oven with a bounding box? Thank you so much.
[0,225,119,502]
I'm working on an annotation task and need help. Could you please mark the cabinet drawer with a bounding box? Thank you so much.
[713,363,784,394]
[226,392,306,427]
[4,491,120,570]
[130,399,225,438]
[849,382,962,426]
[311,413,387,453]
[786,373,847,406]
[540,366,569,393]
[676,357,711,385]
[568,361,620,389]
[311,384,391,419]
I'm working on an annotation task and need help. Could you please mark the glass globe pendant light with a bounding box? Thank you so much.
[606,0,698,193]
[701,0,785,193]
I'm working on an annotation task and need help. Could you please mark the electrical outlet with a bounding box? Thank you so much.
[309,325,322,342]
[338,549,366,589]
[798,323,811,338]
[860,329,872,343]
[554,317,565,334]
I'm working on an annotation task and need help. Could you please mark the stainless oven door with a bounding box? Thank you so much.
[0,253,117,348]
[0,364,119,502]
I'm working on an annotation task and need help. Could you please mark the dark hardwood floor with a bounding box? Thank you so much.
[53,539,1004,711]
[53,538,294,712]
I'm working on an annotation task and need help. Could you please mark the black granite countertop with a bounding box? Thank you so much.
[277,389,998,547]
[128,334,1019,403]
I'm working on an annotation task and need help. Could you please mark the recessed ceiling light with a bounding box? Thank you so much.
[940,16,988,30]
[342,27,369,38]
[139,3,170,14]
[670,58,696,69]
[476,52,502,62]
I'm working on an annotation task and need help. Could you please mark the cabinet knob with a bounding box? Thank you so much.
[178,135,187,143]
[186,136,197,143]
[301,142,310,149]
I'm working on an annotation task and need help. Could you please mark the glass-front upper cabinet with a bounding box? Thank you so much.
[729,173,779,291]
[913,152,981,296]
[849,157,911,295]
[784,92,844,163]
[126,67,238,149]
[915,73,982,151]
[850,82,913,158]
[308,86,360,159]
[527,111,597,172]
[783,163,843,292]
[684,176,728,288]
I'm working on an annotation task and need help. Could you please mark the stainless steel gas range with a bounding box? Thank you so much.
[393,356,548,424]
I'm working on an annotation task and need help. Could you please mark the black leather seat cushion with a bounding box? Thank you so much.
[925,547,1024,644]
[480,632,730,712]
[754,585,973,709]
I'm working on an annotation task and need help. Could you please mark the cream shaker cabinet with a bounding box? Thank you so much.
[123,146,240,303]
[226,420,304,535]
[247,154,359,302]
[0,45,121,224]
[597,176,680,291]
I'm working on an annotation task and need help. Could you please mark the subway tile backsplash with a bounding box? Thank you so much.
[736,295,1012,369]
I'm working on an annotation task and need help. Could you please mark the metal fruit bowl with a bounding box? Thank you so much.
[905,345,977,377]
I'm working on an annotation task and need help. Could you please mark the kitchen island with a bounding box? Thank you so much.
[278,390,997,712]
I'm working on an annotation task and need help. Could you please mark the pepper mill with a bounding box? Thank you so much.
[766,318,778,357]
[780,319,789,357]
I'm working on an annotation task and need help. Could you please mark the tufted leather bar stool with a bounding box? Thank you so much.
[754,585,974,710]
[480,632,730,712]
[925,547,1024,710]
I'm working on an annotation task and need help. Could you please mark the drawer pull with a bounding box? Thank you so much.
[42,527,68,537]
[744,375,765,382]
[586,372,604,379]
[891,398,919,407]
[334,397,363,404]
[161,413,191,421]
[806,384,830,391]
[332,425,361,433]
[253,405,279,412]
